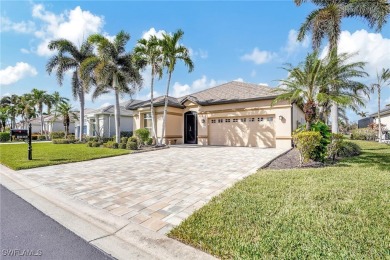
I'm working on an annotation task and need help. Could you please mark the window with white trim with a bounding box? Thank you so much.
[143,113,152,133]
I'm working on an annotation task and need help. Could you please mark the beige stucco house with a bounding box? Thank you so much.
[128,81,305,149]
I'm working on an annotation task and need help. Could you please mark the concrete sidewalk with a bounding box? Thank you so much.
[0,165,215,260]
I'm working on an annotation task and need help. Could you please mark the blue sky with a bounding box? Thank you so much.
[1,1,390,123]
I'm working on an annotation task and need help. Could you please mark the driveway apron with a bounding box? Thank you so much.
[19,146,288,234]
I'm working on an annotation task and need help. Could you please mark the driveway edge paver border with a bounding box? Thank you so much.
[0,165,215,260]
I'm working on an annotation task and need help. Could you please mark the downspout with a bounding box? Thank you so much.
[291,103,294,147]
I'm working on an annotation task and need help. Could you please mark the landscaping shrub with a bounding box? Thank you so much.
[50,131,65,139]
[86,141,93,147]
[31,134,39,140]
[112,142,119,149]
[37,135,46,141]
[102,137,113,143]
[293,131,322,166]
[126,141,137,150]
[103,141,114,148]
[52,139,74,144]
[135,128,150,147]
[88,137,99,142]
[120,137,128,144]
[327,133,344,161]
[67,134,75,140]
[351,128,377,141]
[310,121,331,162]
[119,143,126,149]
[0,132,10,142]
[146,137,153,146]
[338,141,361,157]
[128,136,138,143]
[120,131,133,138]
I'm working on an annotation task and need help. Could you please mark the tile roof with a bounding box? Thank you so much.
[181,81,280,105]
[87,100,143,116]
[127,81,280,109]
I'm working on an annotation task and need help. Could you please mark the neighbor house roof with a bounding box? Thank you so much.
[370,105,390,117]
[87,100,143,116]
[127,81,280,109]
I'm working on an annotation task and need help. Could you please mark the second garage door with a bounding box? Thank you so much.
[208,116,276,147]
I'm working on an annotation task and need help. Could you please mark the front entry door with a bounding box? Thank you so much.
[184,111,198,144]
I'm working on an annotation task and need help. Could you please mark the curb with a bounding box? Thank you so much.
[0,165,215,260]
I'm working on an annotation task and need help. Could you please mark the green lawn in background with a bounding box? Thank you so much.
[169,140,390,259]
[0,143,130,170]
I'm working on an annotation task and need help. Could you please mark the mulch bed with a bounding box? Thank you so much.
[265,148,324,170]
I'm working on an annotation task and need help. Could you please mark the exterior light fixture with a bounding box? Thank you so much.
[279,115,284,120]
[201,119,206,123]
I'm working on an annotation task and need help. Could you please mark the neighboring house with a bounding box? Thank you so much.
[44,115,75,134]
[74,100,142,138]
[16,116,48,133]
[128,81,305,149]
[371,105,390,129]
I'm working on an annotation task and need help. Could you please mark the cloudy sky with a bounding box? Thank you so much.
[1,1,389,123]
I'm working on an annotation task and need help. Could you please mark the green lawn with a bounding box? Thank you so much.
[169,140,390,259]
[0,143,130,170]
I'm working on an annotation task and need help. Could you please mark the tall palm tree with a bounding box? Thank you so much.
[274,51,326,130]
[371,68,390,142]
[357,111,368,118]
[82,31,143,143]
[18,93,37,129]
[0,107,8,132]
[54,102,75,138]
[31,88,52,136]
[134,36,163,143]
[159,29,194,145]
[47,39,94,141]
[295,0,390,133]
[3,95,20,129]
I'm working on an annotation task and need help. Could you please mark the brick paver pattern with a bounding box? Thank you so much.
[19,146,288,234]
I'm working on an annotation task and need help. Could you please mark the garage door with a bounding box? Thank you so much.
[208,116,276,147]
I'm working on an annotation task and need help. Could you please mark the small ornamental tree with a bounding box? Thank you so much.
[327,133,344,162]
[293,131,322,166]
[134,128,150,149]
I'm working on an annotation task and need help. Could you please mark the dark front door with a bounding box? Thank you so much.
[184,111,197,144]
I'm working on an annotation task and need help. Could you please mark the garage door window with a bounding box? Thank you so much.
[241,118,246,122]
[258,117,263,122]
[218,119,223,123]
[225,119,231,123]
[233,119,238,122]
[249,118,255,122]
[211,119,216,123]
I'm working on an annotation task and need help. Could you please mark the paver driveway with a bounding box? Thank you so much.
[19,145,288,233]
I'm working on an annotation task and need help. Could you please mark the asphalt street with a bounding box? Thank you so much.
[0,185,114,260]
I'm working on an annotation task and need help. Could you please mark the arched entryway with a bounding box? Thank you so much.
[184,111,198,144]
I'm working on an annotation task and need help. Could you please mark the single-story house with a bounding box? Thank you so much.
[16,116,48,133]
[371,105,390,128]
[44,114,75,134]
[128,81,305,149]
[74,100,142,138]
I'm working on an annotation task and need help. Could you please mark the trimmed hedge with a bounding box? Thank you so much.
[52,139,75,144]
[121,137,129,144]
[50,131,65,139]
[119,143,126,149]
[351,128,377,141]
[126,141,137,150]
[293,131,322,166]
[338,141,361,157]
[0,132,10,142]
[37,135,46,141]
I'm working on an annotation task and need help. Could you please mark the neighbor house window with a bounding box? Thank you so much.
[143,113,152,133]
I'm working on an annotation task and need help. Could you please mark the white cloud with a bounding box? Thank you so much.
[135,91,160,101]
[233,78,244,82]
[189,48,208,59]
[142,27,165,40]
[32,4,104,56]
[172,75,224,97]
[283,29,309,55]
[321,30,390,78]
[20,48,30,54]
[0,62,37,85]
[259,83,269,86]
[241,48,276,64]
[0,16,35,33]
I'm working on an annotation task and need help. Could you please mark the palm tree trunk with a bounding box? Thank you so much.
[378,86,381,142]
[40,109,44,135]
[150,67,157,143]
[79,88,85,141]
[113,75,121,144]
[160,72,172,145]
[329,44,339,133]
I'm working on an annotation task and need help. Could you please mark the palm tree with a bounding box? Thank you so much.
[371,68,390,142]
[159,29,194,145]
[357,111,368,118]
[3,95,20,129]
[274,51,326,130]
[47,39,94,141]
[54,102,75,138]
[31,88,52,136]
[0,107,8,132]
[18,93,37,129]
[295,0,390,133]
[82,31,143,143]
[134,35,163,143]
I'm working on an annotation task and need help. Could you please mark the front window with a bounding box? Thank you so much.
[143,113,152,133]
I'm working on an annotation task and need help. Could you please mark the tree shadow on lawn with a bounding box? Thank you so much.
[336,150,390,171]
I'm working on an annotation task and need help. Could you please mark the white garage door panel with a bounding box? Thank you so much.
[208,117,275,147]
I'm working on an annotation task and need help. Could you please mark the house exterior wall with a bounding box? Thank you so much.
[374,113,390,129]
[292,103,305,131]
[132,99,300,149]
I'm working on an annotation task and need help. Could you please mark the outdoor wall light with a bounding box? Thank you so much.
[279,115,284,120]
[201,119,206,123]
